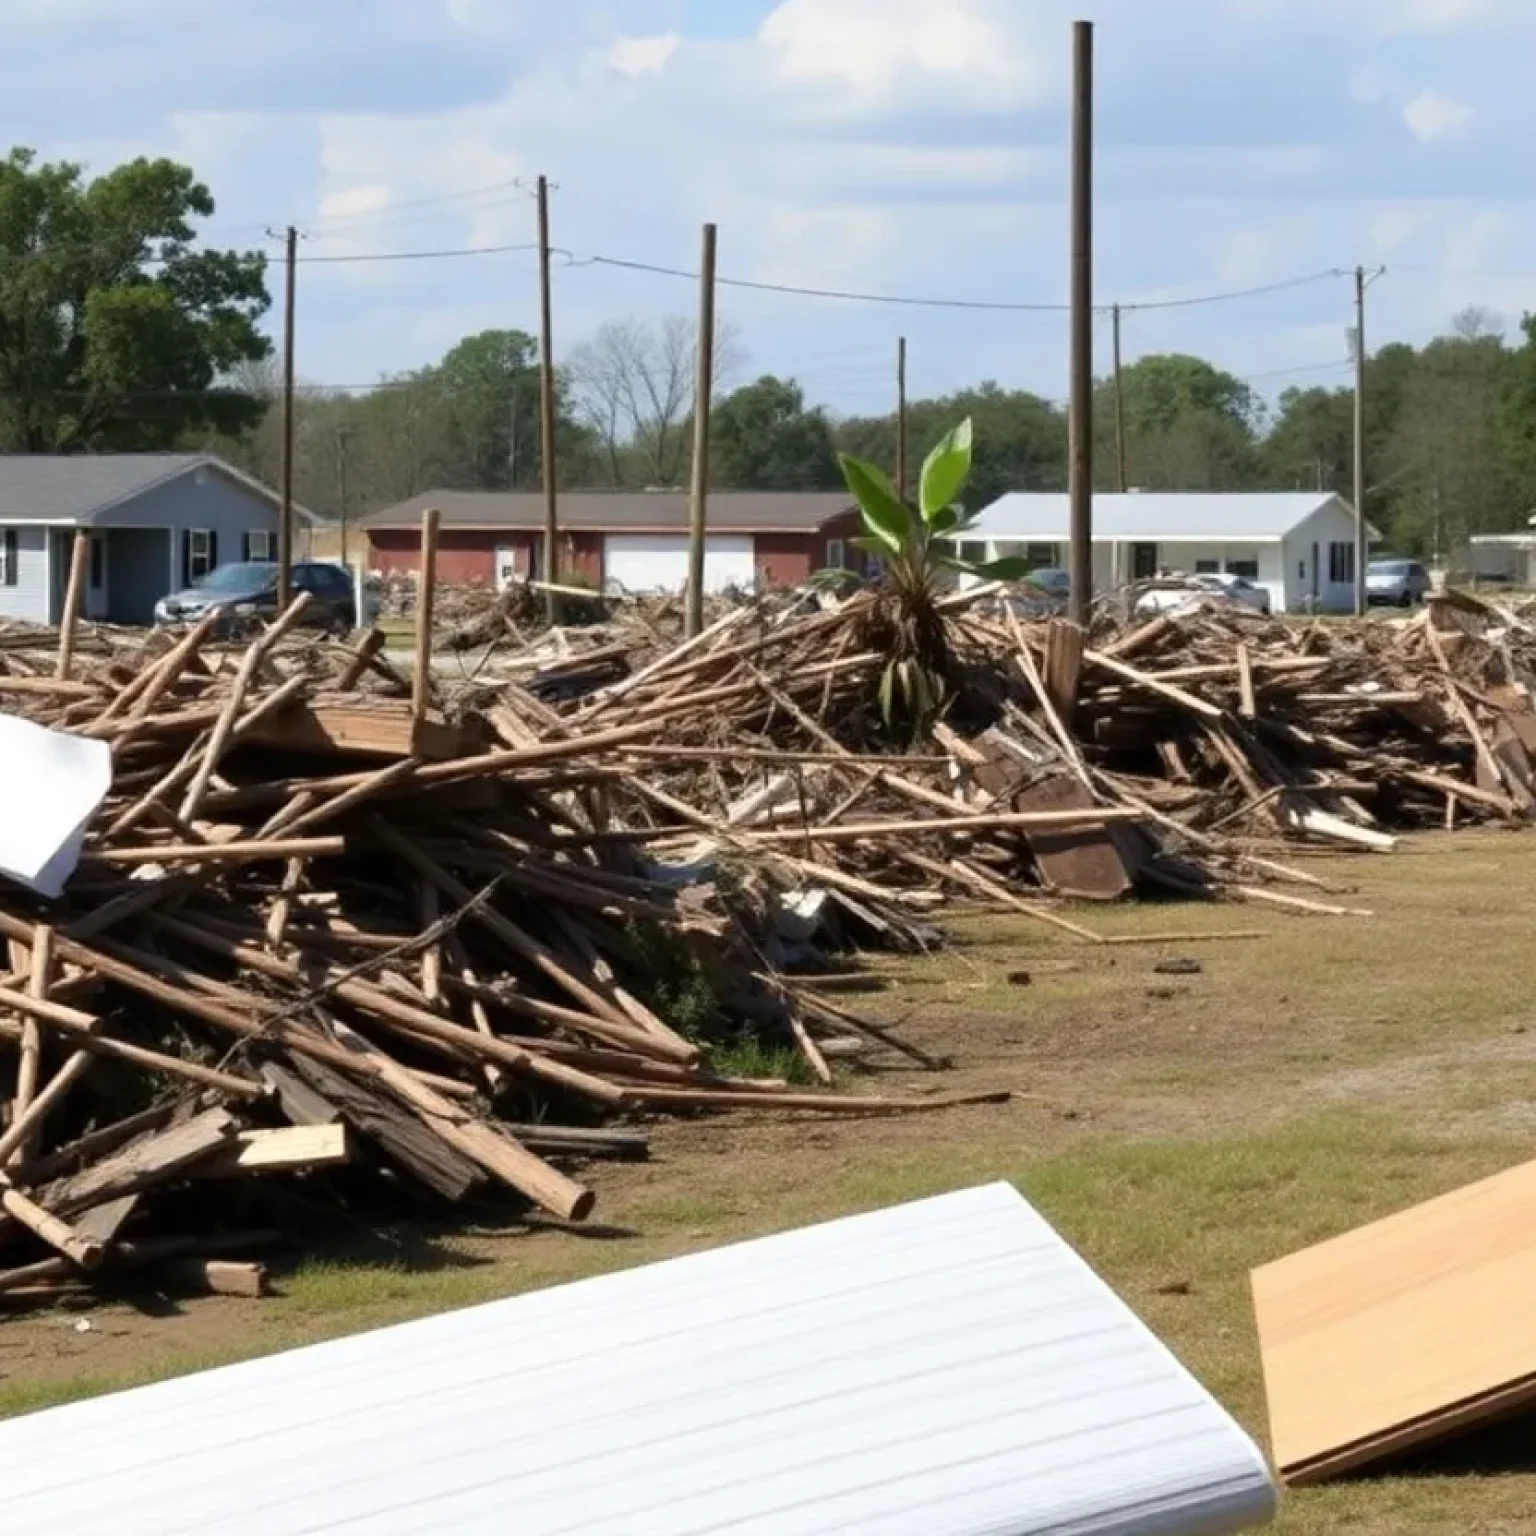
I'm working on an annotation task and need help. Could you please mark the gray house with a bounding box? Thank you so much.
[0,453,315,627]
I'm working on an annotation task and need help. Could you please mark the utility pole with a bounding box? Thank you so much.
[335,424,351,569]
[896,336,909,503]
[278,224,297,609]
[1111,302,1128,493]
[685,222,718,638]
[536,175,560,624]
[1067,20,1094,627]
[1352,265,1385,617]
[508,376,520,489]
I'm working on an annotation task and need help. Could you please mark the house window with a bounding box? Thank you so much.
[825,538,847,570]
[1194,559,1220,574]
[89,536,104,590]
[245,530,274,562]
[1025,543,1057,568]
[959,540,987,564]
[1225,558,1260,580]
[1328,541,1355,585]
[1,530,16,587]
[1131,543,1159,580]
[187,529,214,582]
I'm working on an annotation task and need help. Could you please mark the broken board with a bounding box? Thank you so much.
[969,737,1134,901]
[1252,1155,1536,1484]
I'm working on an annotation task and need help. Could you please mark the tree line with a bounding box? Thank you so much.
[3,145,1535,559]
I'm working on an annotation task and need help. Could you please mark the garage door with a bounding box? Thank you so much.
[603,534,756,595]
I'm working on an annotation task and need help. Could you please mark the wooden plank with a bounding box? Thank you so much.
[1042,617,1086,716]
[39,1108,236,1217]
[190,1125,349,1179]
[1252,1154,1536,1484]
[245,701,469,761]
[259,1061,342,1126]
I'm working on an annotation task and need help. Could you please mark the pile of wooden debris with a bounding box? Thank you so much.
[2,542,1534,1307]
[0,580,1009,1308]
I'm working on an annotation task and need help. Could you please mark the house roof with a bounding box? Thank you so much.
[0,453,316,526]
[971,491,1373,544]
[361,489,854,534]
[0,1183,1277,1534]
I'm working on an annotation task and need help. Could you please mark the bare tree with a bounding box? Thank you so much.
[1452,305,1505,343]
[568,315,743,487]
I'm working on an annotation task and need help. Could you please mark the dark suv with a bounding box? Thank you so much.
[153,561,357,635]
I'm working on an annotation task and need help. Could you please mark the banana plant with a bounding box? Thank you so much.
[836,418,1030,731]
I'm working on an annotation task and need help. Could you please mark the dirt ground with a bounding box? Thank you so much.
[7,831,1536,1532]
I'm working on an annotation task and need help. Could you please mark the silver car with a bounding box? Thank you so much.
[1366,559,1431,607]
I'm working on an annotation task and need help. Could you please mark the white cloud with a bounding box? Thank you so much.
[319,184,390,220]
[1403,89,1475,141]
[607,34,681,78]
[1369,204,1427,251]
[757,0,1052,110]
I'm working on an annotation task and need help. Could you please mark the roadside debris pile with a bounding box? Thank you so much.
[2,563,1534,1307]
[0,593,1003,1308]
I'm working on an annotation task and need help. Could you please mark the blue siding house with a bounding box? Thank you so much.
[0,454,316,626]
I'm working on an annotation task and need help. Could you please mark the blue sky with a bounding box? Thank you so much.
[7,0,1535,419]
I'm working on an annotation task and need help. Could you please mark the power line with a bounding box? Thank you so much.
[304,178,536,229]
[0,227,1351,315]
[295,241,540,265]
[566,252,1348,315]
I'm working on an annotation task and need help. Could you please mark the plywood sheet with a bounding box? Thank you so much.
[1252,1155,1536,1483]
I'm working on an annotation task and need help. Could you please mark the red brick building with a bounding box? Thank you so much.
[362,490,862,592]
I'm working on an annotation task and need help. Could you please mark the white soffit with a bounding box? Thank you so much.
[0,1182,1277,1536]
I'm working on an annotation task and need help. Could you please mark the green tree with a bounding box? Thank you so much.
[1260,385,1353,494]
[1098,354,1262,490]
[837,384,1066,509]
[711,375,840,489]
[432,328,543,489]
[0,147,271,452]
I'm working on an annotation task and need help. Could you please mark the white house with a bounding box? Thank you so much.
[964,491,1376,614]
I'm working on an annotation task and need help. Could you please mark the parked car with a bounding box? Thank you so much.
[1134,572,1271,617]
[1366,558,1432,607]
[153,560,359,635]
[1025,567,1072,601]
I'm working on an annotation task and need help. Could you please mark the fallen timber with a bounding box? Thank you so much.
[0,565,1532,1307]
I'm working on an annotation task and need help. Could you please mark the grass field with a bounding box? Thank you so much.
[6,832,1536,1531]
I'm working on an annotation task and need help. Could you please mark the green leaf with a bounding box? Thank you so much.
[838,453,910,554]
[919,417,973,525]
[926,504,973,537]
[878,662,897,726]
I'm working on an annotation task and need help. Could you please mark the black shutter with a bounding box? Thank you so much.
[241,532,250,562]
[3,530,16,588]
[181,530,191,586]
[208,530,218,572]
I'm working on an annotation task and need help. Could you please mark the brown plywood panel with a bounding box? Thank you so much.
[1252,1156,1536,1484]
[1015,775,1135,901]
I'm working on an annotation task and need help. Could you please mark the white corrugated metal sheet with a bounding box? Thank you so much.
[972,492,1344,543]
[0,1183,1276,1536]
